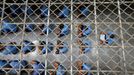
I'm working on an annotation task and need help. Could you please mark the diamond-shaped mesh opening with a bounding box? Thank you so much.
[26,4,48,23]
[50,4,71,22]
[0,4,2,18]
[28,0,48,3]
[96,0,118,2]
[96,3,119,22]
[0,70,6,75]
[20,70,28,75]
[51,0,70,3]
[120,3,134,22]
[73,0,94,2]
[30,70,45,75]
[0,0,3,3]
[73,4,94,22]
[7,69,19,75]
[5,0,25,3]
[3,4,25,23]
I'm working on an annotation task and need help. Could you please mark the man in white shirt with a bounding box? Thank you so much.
[100,32,107,45]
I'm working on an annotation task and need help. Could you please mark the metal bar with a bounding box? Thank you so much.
[70,0,73,75]
[45,0,51,74]
[94,0,100,75]
[18,0,28,75]
[117,1,127,75]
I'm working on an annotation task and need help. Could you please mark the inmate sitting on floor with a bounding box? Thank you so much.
[76,60,91,75]
[49,61,66,75]
[100,31,115,45]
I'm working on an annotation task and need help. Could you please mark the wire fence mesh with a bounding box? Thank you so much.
[0,0,134,75]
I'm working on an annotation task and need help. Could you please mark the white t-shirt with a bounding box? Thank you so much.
[100,34,106,41]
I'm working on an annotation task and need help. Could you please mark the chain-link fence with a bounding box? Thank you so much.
[0,0,134,75]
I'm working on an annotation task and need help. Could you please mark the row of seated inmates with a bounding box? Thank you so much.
[0,60,92,75]
[0,34,116,56]
[0,39,92,55]
[0,4,90,18]
[0,20,92,38]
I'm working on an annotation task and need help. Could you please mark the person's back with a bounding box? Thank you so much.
[58,5,70,18]
[22,40,35,54]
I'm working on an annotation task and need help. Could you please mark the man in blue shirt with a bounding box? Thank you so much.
[30,60,45,75]
[58,5,70,18]
[78,24,92,37]
[77,61,91,75]
[55,40,68,54]
[39,24,55,35]
[1,20,18,34]
[1,42,20,55]
[40,5,48,18]
[38,41,54,54]
[77,39,92,54]
[10,5,25,17]
[9,60,28,69]
[0,60,7,68]
[53,61,66,75]
[100,31,115,45]
[55,24,70,37]
[22,40,35,54]
[77,4,90,18]
[25,24,36,32]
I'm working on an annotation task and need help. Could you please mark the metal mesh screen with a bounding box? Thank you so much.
[0,0,134,75]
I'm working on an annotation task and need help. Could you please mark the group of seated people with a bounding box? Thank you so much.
[0,21,116,55]
[1,59,90,75]
[77,23,93,54]
[0,40,69,55]
[0,59,68,75]
[4,4,90,19]
[0,20,70,38]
